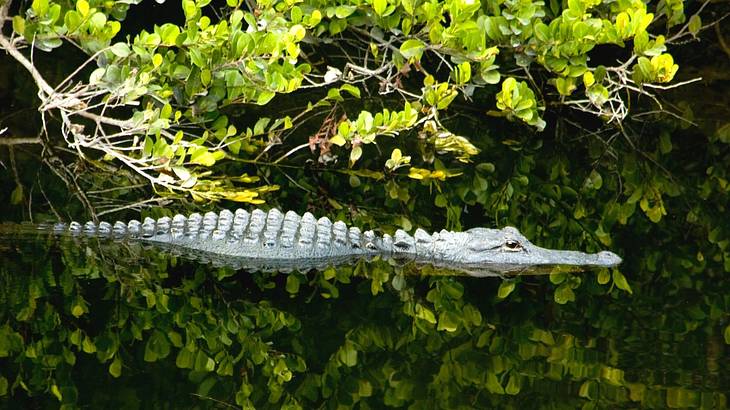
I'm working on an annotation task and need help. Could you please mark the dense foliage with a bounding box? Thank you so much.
[2,0,703,201]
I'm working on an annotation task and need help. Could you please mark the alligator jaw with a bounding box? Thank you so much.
[519,247,622,267]
[440,247,623,277]
[412,227,623,270]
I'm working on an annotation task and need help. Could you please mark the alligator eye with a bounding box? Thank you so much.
[503,239,522,252]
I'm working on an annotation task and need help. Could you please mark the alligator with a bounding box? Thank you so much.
[25,208,622,276]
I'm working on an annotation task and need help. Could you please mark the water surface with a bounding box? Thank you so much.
[0,230,727,408]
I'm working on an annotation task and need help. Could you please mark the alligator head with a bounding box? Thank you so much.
[416,226,622,269]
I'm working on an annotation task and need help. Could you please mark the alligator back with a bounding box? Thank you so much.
[50,208,381,261]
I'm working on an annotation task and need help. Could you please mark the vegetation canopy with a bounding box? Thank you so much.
[1,0,704,201]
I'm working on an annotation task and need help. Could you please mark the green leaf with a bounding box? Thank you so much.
[434,194,447,207]
[440,281,464,299]
[166,331,183,348]
[579,380,595,399]
[583,71,595,88]
[109,357,122,378]
[10,184,23,205]
[289,24,306,41]
[555,76,576,95]
[176,347,195,369]
[350,145,363,165]
[189,48,205,68]
[32,0,48,15]
[183,0,197,20]
[76,0,89,17]
[257,91,276,105]
[724,325,730,344]
[199,69,213,87]
[286,274,300,294]
[373,0,387,16]
[144,331,171,362]
[330,134,346,146]
[402,0,414,13]
[497,281,516,299]
[452,62,471,84]
[340,84,360,98]
[505,373,521,395]
[51,384,62,401]
[415,303,436,324]
[476,330,493,348]
[334,5,356,18]
[463,304,482,326]
[400,39,425,60]
[688,15,701,36]
[340,344,357,367]
[217,355,234,376]
[189,148,219,166]
[194,350,215,372]
[482,69,500,84]
[82,335,97,353]
[612,270,632,294]
[633,31,648,54]
[110,42,130,58]
[437,311,459,332]
[587,84,609,106]
[359,380,373,397]
[71,304,85,318]
[485,373,504,394]
[391,274,406,291]
[290,6,302,23]
[90,12,107,31]
[12,16,25,36]
[160,103,173,120]
[549,272,567,284]
[583,170,603,190]
[554,284,575,304]
[253,117,270,136]
[597,269,610,285]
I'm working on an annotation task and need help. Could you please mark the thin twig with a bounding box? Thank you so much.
[641,77,703,90]
[96,197,173,218]
[0,137,42,145]
[715,23,730,58]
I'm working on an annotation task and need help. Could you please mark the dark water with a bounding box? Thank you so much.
[0,225,728,409]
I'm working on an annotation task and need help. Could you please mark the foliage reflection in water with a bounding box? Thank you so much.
[0,233,726,409]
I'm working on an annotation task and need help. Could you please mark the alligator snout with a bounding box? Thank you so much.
[597,251,622,267]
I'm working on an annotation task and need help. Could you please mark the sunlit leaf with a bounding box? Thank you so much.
[400,39,425,60]
[109,357,122,378]
[497,281,516,299]
[612,270,632,294]
[688,15,701,36]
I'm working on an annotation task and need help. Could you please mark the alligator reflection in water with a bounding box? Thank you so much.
[133,240,597,277]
